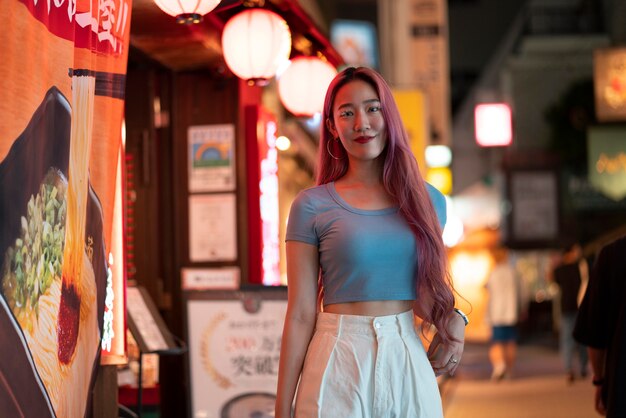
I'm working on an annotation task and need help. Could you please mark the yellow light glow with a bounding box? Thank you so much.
[450,250,493,288]
[426,167,452,195]
[392,89,427,174]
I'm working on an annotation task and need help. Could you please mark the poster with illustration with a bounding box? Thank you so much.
[0,0,131,416]
[188,124,236,193]
[187,291,287,418]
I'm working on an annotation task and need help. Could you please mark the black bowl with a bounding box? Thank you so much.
[0,86,108,417]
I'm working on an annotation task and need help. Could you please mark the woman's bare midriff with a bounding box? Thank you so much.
[323,300,414,317]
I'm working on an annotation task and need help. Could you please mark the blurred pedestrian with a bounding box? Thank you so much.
[574,235,626,417]
[553,243,589,383]
[275,66,467,418]
[485,247,520,381]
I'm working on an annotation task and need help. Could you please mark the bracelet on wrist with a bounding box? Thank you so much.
[592,377,604,386]
[453,308,469,326]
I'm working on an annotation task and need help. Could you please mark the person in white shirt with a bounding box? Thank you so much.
[486,247,520,380]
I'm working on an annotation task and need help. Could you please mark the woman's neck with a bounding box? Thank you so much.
[334,159,395,210]
[340,159,384,186]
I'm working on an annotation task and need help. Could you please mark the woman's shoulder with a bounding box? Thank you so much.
[291,183,332,210]
[425,182,447,229]
[295,183,330,200]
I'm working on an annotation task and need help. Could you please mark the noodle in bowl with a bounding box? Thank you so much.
[1,168,102,417]
[21,253,99,417]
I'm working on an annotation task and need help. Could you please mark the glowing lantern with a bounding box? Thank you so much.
[278,56,337,116]
[154,0,221,24]
[222,9,292,85]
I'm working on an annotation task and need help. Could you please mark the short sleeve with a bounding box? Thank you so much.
[285,190,319,245]
[426,183,447,230]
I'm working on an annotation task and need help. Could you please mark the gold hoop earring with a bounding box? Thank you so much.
[326,139,341,160]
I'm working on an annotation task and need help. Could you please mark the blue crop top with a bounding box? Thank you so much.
[285,182,447,306]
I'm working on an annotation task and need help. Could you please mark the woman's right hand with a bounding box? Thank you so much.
[275,241,319,418]
[427,312,465,376]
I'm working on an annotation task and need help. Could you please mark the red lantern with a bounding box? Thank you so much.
[278,57,337,116]
[222,9,292,85]
[154,0,221,24]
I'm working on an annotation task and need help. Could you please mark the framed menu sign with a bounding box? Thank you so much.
[188,193,237,262]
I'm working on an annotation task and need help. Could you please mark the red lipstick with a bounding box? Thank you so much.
[354,136,374,144]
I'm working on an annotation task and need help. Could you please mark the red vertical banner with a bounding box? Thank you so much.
[245,106,281,286]
[0,0,131,416]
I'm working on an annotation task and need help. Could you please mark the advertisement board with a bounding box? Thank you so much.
[0,0,131,415]
[186,290,287,418]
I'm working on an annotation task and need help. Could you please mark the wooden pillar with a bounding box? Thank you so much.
[92,365,118,418]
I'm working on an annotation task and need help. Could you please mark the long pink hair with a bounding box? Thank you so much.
[317,66,456,342]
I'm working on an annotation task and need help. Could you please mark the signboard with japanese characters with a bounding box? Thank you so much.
[187,291,287,418]
[409,0,451,146]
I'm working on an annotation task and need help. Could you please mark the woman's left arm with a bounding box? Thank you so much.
[414,296,466,376]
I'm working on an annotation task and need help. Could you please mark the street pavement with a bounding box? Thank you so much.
[440,341,599,418]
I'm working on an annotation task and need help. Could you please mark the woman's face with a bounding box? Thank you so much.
[328,79,388,163]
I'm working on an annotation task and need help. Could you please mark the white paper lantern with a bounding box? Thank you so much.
[278,56,337,116]
[154,0,221,24]
[221,9,292,85]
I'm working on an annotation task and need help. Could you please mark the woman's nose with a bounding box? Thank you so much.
[353,111,370,132]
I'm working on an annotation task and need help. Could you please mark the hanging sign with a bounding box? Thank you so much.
[594,48,626,122]
[588,126,626,201]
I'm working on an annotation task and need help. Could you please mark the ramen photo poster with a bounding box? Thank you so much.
[0,0,132,416]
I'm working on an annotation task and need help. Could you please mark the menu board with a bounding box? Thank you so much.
[126,287,175,353]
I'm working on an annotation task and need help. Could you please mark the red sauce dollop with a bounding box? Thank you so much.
[57,280,80,364]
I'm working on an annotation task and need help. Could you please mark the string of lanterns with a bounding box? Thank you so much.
[152,0,337,116]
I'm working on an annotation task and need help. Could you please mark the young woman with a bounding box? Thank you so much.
[275,67,466,418]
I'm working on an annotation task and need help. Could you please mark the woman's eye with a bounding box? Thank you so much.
[369,106,381,112]
[339,111,353,117]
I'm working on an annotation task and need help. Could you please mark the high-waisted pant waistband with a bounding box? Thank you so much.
[315,309,416,337]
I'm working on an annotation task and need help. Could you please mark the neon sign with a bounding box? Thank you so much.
[259,121,280,285]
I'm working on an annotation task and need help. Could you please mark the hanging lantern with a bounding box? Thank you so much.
[278,56,337,117]
[154,0,221,24]
[221,9,292,85]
